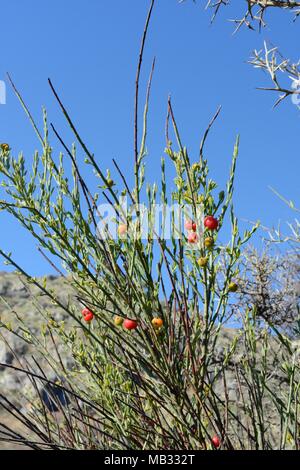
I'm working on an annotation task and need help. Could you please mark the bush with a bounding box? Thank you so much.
[0,2,300,451]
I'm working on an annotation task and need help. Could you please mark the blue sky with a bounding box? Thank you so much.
[0,0,299,276]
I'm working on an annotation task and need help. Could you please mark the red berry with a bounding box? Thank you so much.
[211,435,221,449]
[204,216,219,231]
[82,308,94,322]
[187,232,198,244]
[123,319,138,330]
[185,220,196,232]
[84,313,94,322]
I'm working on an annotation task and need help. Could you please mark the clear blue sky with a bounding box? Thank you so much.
[0,0,299,276]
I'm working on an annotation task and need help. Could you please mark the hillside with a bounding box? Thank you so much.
[0,271,297,450]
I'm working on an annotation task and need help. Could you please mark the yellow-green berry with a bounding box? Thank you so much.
[1,143,10,152]
[114,316,124,326]
[228,282,238,293]
[106,178,114,188]
[204,237,214,249]
[197,257,208,268]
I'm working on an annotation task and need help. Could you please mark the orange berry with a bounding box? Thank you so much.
[151,318,163,329]
[118,224,127,236]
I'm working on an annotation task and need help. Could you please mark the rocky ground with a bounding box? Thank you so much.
[0,271,75,450]
[0,271,297,450]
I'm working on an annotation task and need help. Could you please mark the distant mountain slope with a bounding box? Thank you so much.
[0,271,298,449]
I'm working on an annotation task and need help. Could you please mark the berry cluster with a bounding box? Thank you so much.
[81,309,164,332]
[185,215,238,292]
[186,215,219,246]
